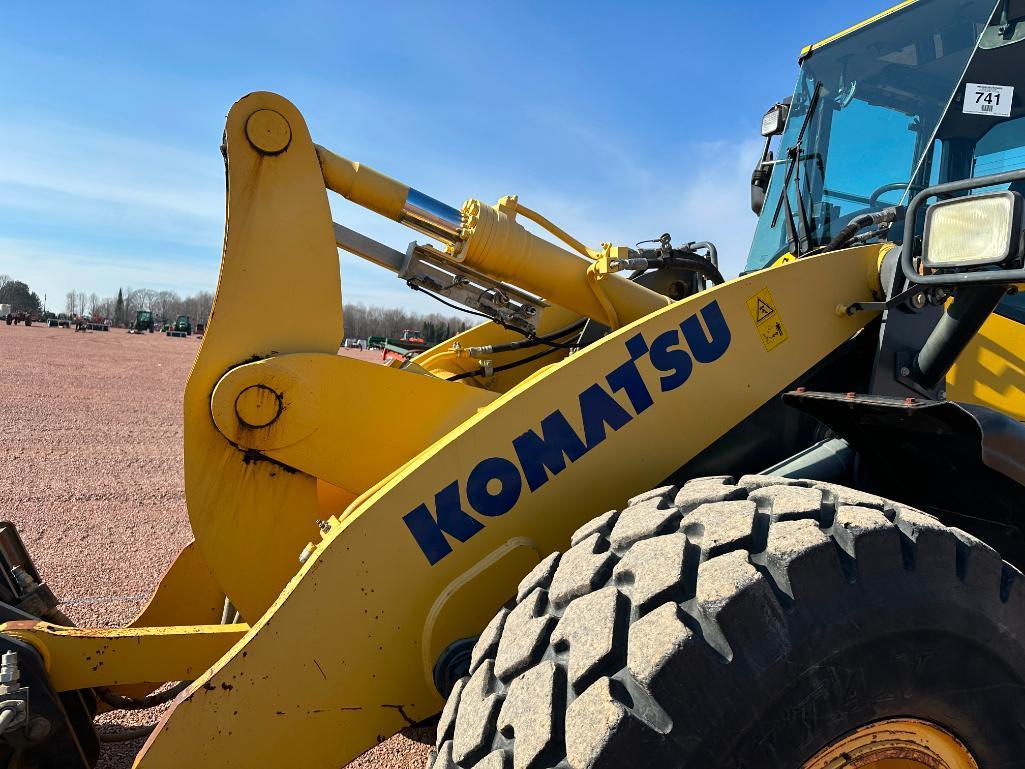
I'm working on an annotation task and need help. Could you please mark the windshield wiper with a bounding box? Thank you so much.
[771,82,823,256]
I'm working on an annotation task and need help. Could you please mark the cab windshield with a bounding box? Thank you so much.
[745,0,997,270]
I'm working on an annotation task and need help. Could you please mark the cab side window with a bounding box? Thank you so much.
[998,292,1025,324]
[971,117,1025,323]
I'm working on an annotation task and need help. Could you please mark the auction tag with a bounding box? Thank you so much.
[964,83,1013,116]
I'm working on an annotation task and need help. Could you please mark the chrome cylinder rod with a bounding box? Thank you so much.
[399,189,464,243]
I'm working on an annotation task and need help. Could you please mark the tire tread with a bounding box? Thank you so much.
[431,476,1021,768]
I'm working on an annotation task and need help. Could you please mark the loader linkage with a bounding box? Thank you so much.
[0,91,885,768]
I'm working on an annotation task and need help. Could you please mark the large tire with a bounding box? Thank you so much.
[429,475,1025,769]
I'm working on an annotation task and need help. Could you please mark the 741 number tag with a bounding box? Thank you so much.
[964,83,1013,117]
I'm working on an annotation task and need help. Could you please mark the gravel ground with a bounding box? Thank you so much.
[0,323,431,768]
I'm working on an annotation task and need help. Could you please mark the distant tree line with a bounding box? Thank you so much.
[0,274,42,314]
[342,302,472,343]
[63,287,214,326]
[3,271,468,342]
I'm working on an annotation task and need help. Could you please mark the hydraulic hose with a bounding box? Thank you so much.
[664,255,725,285]
[511,202,600,260]
[684,241,719,267]
[449,345,562,382]
[0,708,16,734]
[676,242,720,290]
[467,319,588,356]
[618,251,725,285]
[98,724,158,743]
[823,207,899,252]
[94,680,192,711]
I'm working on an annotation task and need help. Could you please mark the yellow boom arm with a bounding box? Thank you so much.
[1,92,885,769]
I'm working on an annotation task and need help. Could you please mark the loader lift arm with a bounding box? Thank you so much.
[0,92,885,769]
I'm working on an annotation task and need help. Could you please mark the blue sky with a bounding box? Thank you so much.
[0,1,890,314]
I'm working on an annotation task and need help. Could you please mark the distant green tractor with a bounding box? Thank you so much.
[167,314,192,338]
[128,310,154,334]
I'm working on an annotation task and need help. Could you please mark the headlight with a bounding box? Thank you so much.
[922,190,1023,269]
[760,103,789,137]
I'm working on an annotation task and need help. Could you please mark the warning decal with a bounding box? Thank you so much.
[754,297,774,322]
[746,287,788,352]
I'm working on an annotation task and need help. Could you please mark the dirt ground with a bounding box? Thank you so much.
[0,323,431,768]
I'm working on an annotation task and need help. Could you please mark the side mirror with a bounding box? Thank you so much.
[751,150,772,215]
[751,99,791,215]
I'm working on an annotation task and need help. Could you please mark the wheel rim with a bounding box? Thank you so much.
[801,718,979,769]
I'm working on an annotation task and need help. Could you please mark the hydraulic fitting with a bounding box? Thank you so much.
[0,652,19,695]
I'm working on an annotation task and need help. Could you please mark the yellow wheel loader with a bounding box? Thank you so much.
[5,0,1025,766]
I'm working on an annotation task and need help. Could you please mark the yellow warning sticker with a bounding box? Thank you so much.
[746,287,788,352]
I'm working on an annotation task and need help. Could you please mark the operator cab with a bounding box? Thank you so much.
[748,0,1025,323]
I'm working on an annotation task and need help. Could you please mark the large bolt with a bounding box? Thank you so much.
[0,652,19,685]
[245,109,291,155]
[0,652,19,695]
[234,385,283,429]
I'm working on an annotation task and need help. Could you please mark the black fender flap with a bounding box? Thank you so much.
[783,390,1025,564]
